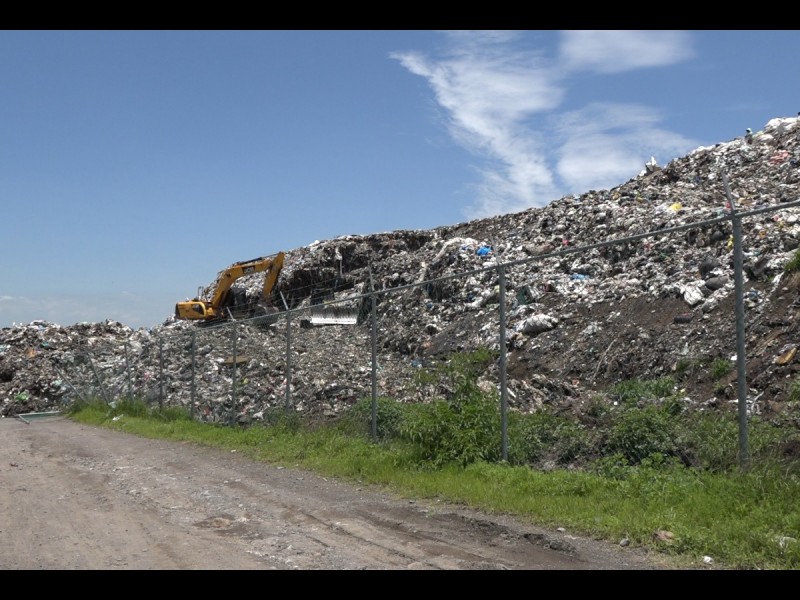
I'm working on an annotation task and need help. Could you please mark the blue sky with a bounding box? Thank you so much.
[2,30,798,329]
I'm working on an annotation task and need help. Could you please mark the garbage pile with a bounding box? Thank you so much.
[3,116,800,425]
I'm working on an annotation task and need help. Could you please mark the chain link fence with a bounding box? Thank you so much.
[52,184,800,469]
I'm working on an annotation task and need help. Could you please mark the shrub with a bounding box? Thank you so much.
[508,409,593,467]
[339,396,406,440]
[401,392,502,468]
[260,406,303,433]
[399,348,502,468]
[605,404,678,465]
[610,376,676,406]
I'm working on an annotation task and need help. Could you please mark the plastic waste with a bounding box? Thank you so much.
[518,314,558,335]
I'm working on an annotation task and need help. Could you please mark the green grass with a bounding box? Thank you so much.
[789,378,800,403]
[67,395,800,570]
[711,358,733,380]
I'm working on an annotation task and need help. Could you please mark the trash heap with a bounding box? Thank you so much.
[3,116,800,425]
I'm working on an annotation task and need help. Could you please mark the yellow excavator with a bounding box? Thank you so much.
[175,251,285,324]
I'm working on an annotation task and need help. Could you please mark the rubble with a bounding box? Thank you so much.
[3,116,800,427]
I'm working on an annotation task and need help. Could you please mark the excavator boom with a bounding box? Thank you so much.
[175,251,285,322]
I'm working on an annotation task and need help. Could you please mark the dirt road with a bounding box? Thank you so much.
[0,415,674,570]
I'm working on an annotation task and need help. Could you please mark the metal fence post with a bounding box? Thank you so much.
[124,341,133,403]
[722,169,750,471]
[498,264,508,462]
[369,266,378,441]
[190,327,196,419]
[231,320,238,417]
[159,336,164,410]
[280,292,292,413]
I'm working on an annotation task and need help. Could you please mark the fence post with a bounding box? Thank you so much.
[369,266,378,441]
[498,264,508,462]
[190,327,196,419]
[159,336,164,410]
[231,320,238,418]
[280,292,292,413]
[124,341,133,403]
[722,169,750,471]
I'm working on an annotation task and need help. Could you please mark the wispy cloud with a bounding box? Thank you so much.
[558,30,695,74]
[552,103,698,193]
[391,30,698,219]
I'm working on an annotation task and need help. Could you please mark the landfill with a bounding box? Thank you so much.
[3,116,800,427]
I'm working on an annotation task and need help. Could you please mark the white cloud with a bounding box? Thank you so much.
[438,30,523,48]
[559,30,694,74]
[392,35,564,218]
[392,31,698,220]
[553,103,699,193]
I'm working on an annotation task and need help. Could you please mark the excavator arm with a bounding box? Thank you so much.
[259,250,284,300]
[175,251,286,322]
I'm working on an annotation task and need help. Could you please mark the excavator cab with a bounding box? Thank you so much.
[175,299,216,320]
